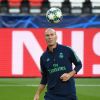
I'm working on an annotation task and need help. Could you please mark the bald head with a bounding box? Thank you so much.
[44,28,57,47]
[45,28,56,35]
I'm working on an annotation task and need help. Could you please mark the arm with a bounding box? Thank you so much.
[70,48,82,73]
[34,56,47,100]
[34,84,46,100]
[60,47,82,81]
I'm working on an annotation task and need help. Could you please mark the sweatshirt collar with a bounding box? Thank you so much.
[47,43,59,53]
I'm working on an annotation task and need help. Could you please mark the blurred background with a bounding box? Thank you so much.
[0,0,100,100]
[0,0,100,28]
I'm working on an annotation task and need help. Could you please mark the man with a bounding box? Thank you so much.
[34,28,82,100]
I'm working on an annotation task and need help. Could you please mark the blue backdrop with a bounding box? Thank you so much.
[0,15,100,28]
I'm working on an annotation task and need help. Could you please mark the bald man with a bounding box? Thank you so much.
[34,28,82,100]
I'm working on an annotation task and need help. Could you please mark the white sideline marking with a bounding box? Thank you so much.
[0,84,100,87]
[0,84,39,87]
[76,84,100,87]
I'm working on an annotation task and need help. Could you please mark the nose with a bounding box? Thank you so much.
[48,35,52,39]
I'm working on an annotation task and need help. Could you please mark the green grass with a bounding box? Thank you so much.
[0,78,100,100]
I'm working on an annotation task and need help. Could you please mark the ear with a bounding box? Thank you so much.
[56,34,57,40]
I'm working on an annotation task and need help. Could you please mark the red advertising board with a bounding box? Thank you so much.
[0,28,100,77]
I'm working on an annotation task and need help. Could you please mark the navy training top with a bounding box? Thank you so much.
[40,43,82,96]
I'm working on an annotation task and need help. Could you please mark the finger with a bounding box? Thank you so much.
[62,79,67,82]
[62,78,69,82]
[60,75,62,79]
[60,75,62,78]
[60,74,65,78]
[60,75,64,80]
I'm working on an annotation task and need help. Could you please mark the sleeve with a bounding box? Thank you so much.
[69,47,82,73]
[40,56,47,85]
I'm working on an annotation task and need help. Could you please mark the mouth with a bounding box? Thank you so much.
[48,40,53,42]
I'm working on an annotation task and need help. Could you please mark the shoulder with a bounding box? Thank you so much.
[58,44,73,52]
[40,50,48,60]
[58,44,76,57]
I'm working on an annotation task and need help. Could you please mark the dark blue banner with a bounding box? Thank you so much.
[0,15,100,28]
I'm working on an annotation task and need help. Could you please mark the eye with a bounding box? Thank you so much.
[46,34,49,38]
[50,33,55,36]
[51,34,53,36]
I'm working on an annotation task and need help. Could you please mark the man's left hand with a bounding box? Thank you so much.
[60,73,71,82]
[60,70,76,82]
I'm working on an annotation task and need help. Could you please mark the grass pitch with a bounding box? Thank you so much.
[0,78,100,100]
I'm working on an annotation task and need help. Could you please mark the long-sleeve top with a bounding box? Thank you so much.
[40,43,82,96]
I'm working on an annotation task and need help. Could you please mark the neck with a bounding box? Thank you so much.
[48,43,57,52]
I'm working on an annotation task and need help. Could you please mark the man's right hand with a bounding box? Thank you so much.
[34,94,39,100]
[33,84,46,100]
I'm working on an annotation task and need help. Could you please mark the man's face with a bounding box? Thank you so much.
[45,29,57,46]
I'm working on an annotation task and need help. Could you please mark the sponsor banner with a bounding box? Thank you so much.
[0,28,100,77]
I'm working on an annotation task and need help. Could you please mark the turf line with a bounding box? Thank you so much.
[0,84,100,87]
